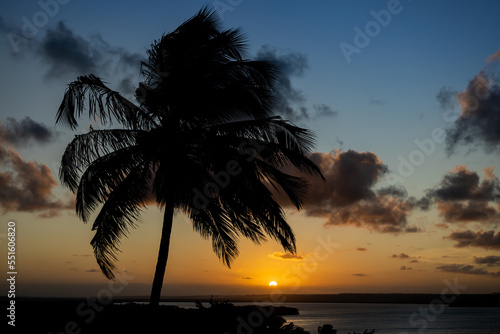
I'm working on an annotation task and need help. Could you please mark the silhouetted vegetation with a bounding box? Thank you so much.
[56,6,323,306]
[14,298,377,334]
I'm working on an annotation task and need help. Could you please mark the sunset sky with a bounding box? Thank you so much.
[1,0,500,298]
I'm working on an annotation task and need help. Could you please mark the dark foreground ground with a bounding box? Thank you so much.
[4,294,498,333]
[1,299,374,334]
[5,298,323,334]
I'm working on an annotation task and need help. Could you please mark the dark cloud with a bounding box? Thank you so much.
[423,166,500,224]
[41,21,98,78]
[0,117,57,147]
[241,277,253,280]
[436,263,500,278]
[428,166,499,202]
[445,70,500,154]
[85,269,99,273]
[445,230,500,250]
[0,146,74,217]
[356,247,367,252]
[410,259,419,263]
[308,150,388,207]
[352,273,367,277]
[391,253,410,259]
[38,22,143,90]
[255,45,335,122]
[400,266,412,270]
[3,19,143,95]
[269,251,305,260]
[474,255,500,266]
[285,150,425,233]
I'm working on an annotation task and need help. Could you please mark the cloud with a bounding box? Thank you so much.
[0,16,6,31]
[436,263,500,278]
[41,21,99,78]
[423,166,500,224]
[445,70,500,154]
[4,20,143,95]
[313,104,338,118]
[400,266,412,270]
[85,269,99,273]
[436,86,459,111]
[352,273,367,277]
[474,256,500,266]
[0,117,57,147]
[486,47,500,63]
[241,277,253,280]
[38,22,143,89]
[255,45,335,122]
[0,146,74,217]
[269,251,305,261]
[356,247,367,251]
[287,150,426,233]
[445,230,500,250]
[409,259,419,263]
[391,253,410,259]
[369,98,388,107]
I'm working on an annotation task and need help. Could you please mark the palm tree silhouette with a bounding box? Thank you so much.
[56,7,323,306]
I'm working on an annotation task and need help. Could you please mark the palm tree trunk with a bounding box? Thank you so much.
[149,202,174,306]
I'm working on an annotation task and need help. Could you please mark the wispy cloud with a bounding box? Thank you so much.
[485,47,500,63]
[313,104,338,118]
[356,247,367,252]
[436,86,458,111]
[474,256,500,266]
[352,273,367,277]
[268,251,305,261]
[444,69,500,154]
[369,98,388,107]
[391,253,410,259]
[255,45,335,122]
[436,263,500,278]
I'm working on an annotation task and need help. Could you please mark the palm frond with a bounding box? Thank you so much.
[91,165,152,279]
[56,74,156,130]
[60,129,141,192]
[254,160,310,209]
[190,201,239,267]
[76,145,146,222]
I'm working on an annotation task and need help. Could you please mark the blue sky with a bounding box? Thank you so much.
[1,0,500,296]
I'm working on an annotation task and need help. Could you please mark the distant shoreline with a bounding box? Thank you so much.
[8,292,500,307]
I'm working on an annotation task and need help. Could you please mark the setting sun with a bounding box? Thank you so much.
[269,281,278,287]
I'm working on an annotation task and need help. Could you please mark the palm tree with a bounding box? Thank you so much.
[56,7,323,306]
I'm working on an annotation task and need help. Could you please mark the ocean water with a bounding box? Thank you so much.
[162,302,500,334]
[278,303,500,334]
